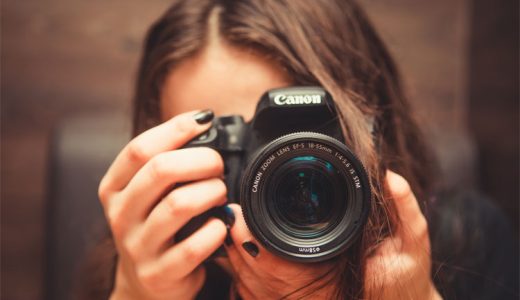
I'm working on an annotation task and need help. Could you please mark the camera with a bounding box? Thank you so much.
[176,86,371,262]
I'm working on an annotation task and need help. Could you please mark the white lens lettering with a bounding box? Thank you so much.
[252,171,263,193]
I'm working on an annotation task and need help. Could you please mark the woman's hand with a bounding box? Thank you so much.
[365,171,442,300]
[98,110,229,300]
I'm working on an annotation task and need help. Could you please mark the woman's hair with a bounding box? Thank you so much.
[129,0,437,298]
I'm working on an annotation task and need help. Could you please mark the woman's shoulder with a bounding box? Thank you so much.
[427,189,519,300]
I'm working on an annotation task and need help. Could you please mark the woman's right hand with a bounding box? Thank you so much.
[98,110,228,300]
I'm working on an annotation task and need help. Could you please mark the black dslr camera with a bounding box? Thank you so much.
[177,86,371,262]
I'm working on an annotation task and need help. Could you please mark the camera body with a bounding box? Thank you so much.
[178,86,371,262]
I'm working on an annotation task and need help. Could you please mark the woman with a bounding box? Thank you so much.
[85,0,517,299]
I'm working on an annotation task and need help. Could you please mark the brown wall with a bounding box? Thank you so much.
[468,0,519,234]
[2,1,172,298]
[1,0,517,299]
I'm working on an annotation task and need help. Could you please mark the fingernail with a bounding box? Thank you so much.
[223,205,235,229]
[242,241,259,258]
[193,109,214,124]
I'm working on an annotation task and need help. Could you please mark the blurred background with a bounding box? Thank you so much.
[1,0,518,299]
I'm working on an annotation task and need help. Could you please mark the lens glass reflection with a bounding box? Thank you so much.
[270,156,344,232]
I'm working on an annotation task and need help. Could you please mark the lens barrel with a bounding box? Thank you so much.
[241,132,371,262]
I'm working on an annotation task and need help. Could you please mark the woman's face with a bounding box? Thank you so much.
[161,42,292,121]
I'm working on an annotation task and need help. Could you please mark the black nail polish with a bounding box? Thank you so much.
[223,205,235,229]
[242,241,259,258]
[193,109,214,124]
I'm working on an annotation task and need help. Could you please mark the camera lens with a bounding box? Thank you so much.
[268,156,346,235]
[241,132,371,262]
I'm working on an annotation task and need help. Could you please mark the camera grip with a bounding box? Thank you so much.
[174,115,246,259]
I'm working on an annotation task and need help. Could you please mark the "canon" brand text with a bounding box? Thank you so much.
[273,94,322,105]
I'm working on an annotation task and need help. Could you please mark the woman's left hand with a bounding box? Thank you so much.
[364,171,442,300]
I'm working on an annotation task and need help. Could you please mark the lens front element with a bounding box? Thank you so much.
[269,156,345,235]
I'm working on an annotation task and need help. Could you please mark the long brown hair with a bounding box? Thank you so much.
[128,0,437,298]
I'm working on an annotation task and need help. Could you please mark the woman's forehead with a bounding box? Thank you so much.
[160,42,292,121]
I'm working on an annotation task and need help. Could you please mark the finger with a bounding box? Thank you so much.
[107,147,224,231]
[140,178,227,255]
[386,170,429,247]
[225,243,266,297]
[154,218,227,280]
[226,204,302,275]
[99,110,214,199]
[226,204,264,261]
